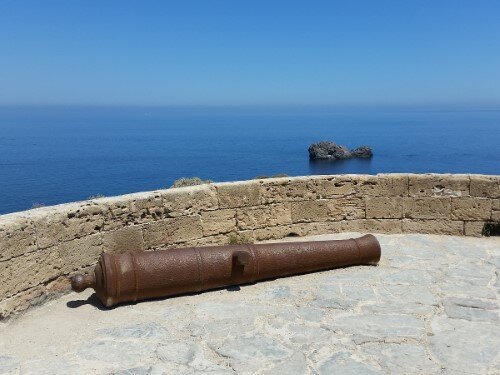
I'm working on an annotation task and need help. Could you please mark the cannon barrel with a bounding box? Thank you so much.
[71,234,381,307]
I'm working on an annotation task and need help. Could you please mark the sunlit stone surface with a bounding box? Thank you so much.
[0,233,498,374]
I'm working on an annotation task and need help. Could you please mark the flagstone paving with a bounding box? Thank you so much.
[0,232,499,374]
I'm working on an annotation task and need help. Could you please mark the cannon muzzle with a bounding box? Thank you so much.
[71,234,381,307]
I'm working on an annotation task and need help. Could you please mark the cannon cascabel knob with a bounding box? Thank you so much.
[71,274,95,293]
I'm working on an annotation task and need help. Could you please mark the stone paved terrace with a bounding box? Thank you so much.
[0,232,499,375]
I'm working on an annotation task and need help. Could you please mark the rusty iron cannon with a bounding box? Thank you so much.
[71,234,381,307]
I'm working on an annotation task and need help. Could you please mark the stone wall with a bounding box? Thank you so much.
[1,173,498,319]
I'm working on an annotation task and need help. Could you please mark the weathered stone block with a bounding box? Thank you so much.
[176,230,255,247]
[57,234,103,274]
[357,174,409,197]
[253,222,342,241]
[341,219,402,234]
[492,199,500,222]
[259,178,311,204]
[402,220,463,235]
[97,196,135,231]
[290,197,363,223]
[102,226,144,254]
[327,197,365,220]
[409,174,470,197]
[30,202,104,249]
[291,201,329,223]
[217,181,261,208]
[492,211,500,222]
[464,221,485,237]
[45,275,72,294]
[403,197,451,219]
[323,176,359,196]
[179,233,229,247]
[259,176,352,204]
[0,268,86,319]
[97,193,163,231]
[0,285,46,320]
[237,203,292,230]
[100,190,182,230]
[128,191,163,211]
[253,224,295,241]
[366,197,404,219]
[0,248,62,299]
[470,175,500,198]
[0,214,37,261]
[126,191,164,223]
[451,198,492,220]
[261,175,358,204]
[143,216,203,249]
[261,175,405,203]
[162,185,218,216]
[201,209,237,236]
[492,199,500,211]
[228,230,255,244]
[291,221,343,237]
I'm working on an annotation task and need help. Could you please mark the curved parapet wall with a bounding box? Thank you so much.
[1,173,499,319]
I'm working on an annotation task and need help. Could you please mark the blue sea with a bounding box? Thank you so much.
[0,106,499,215]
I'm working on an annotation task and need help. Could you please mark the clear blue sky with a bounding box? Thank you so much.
[1,1,499,106]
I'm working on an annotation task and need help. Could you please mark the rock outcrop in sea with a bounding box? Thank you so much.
[308,141,373,160]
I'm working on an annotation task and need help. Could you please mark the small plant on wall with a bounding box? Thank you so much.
[482,222,500,236]
[171,177,213,188]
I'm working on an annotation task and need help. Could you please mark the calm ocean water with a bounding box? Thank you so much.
[0,106,499,215]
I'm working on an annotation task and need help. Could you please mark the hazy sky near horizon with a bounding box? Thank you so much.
[1,1,499,107]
